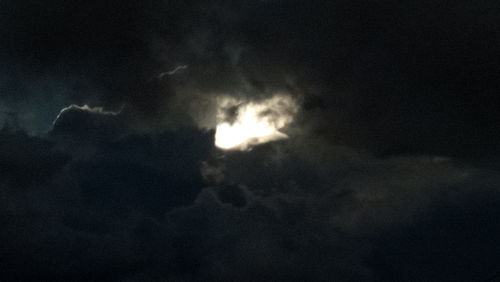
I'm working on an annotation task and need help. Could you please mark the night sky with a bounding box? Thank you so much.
[1,1,500,281]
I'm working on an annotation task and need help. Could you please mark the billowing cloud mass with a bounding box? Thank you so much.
[0,0,500,281]
[215,94,298,150]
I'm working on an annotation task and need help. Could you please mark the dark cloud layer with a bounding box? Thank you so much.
[1,0,500,281]
[1,115,500,281]
[0,0,499,159]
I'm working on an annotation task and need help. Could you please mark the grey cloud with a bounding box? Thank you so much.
[1,118,500,281]
[1,0,500,281]
[156,65,189,79]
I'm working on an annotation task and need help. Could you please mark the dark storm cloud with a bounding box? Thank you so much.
[0,115,214,281]
[1,0,500,281]
[1,118,499,281]
[50,104,124,141]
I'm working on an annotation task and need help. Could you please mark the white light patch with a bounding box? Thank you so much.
[215,95,298,151]
[52,104,121,126]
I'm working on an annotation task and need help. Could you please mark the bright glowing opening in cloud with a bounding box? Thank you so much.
[215,95,298,151]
